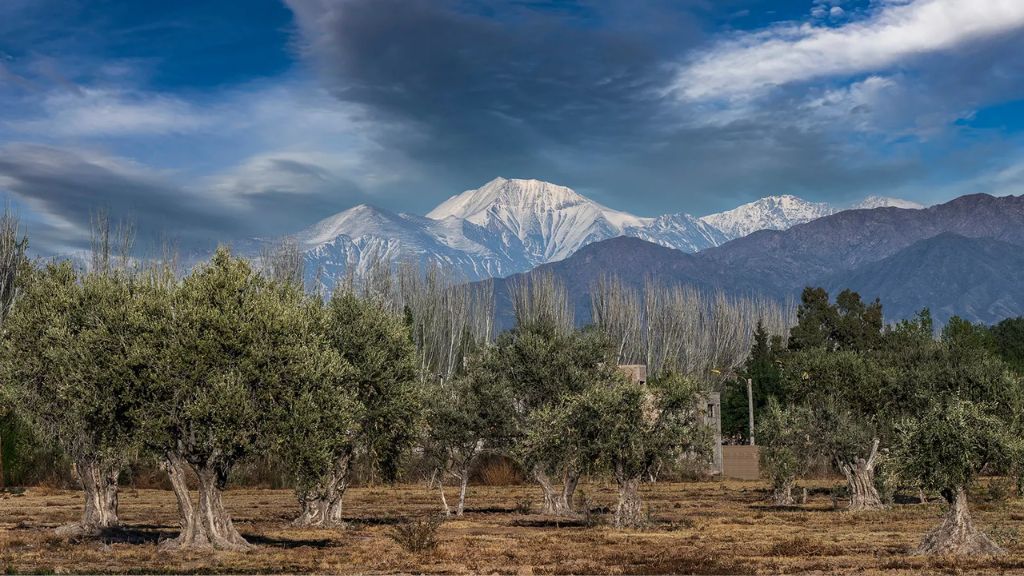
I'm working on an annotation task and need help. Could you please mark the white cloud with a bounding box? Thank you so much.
[676,0,1024,102]
[14,88,208,137]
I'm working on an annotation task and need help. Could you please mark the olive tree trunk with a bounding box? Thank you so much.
[771,476,796,506]
[294,453,351,527]
[455,464,470,516]
[614,471,645,528]
[918,487,1004,556]
[56,456,119,537]
[838,438,884,511]
[160,454,251,551]
[534,467,578,516]
[436,462,473,517]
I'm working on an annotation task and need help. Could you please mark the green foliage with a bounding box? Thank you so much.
[988,317,1024,376]
[324,290,420,481]
[1,262,157,470]
[424,351,514,474]
[278,299,362,499]
[722,320,785,441]
[523,372,710,482]
[757,400,814,493]
[146,248,333,478]
[788,287,882,352]
[888,398,1023,497]
[491,322,617,475]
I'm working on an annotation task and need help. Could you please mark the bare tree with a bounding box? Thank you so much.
[509,271,573,334]
[89,210,134,276]
[591,276,795,382]
[0,204,28,329]
[260,237,304,287]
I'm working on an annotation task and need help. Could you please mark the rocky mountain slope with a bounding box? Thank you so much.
[489,194,1024,325]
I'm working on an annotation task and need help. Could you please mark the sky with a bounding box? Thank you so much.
[2,0,1024,255]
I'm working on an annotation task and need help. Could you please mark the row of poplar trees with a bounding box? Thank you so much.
[753,287,1024,557]
[0,209,720,550]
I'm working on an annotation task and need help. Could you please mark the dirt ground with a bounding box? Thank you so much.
[1,479,1023,574]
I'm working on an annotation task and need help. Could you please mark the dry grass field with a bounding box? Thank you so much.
[2,479,1024,574]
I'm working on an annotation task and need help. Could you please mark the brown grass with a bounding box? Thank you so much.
[1,479,1023,574]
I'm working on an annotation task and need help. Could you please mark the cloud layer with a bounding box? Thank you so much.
[1,0,1024,256]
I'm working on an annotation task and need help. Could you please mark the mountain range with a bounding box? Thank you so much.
[294,177,922,283]
[488,193,1024,325]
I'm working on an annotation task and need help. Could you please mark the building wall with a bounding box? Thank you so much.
[722,445,760,480]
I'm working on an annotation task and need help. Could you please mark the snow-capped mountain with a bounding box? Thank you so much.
[623,213,728,252]
[699,195,835,240]
[297,204,523,280]
[848,196,925,210]
[292,178,926,287]
[699,194,924,240]
[427,177,650,264]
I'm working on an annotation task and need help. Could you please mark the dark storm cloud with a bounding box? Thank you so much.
[286,0,1024,216]
[286,0,710,209]
[0,144,232,253]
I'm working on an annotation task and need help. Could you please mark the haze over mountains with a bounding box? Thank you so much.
[294,177,921,284]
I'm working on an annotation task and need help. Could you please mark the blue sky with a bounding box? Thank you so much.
[2,0,1024,255]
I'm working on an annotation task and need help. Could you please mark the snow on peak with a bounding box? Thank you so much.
[428,177,643,226]
[850,196,924,210]
[296,204,406,247]
[700,195,835,240]
[289,179,931,290]
[427,177,649,263]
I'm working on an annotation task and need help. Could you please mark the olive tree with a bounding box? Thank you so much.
[148,248,334,550]
[496,321,613,516]
[757,399,814,506]
[287,289,419,527]
[1,263,157,535]
[423,352,514,516]
[780,348,886,510]
[543,372,710,527]
[889,399,1021,556]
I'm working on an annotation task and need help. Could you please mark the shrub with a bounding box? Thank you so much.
[474,456,523,486]
[389,515,443,554]
[988,477,1013,503]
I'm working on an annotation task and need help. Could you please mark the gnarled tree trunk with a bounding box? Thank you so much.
[294,453,351,527]
[614,470,645,528]
[838,438,885,511]
[771,476,796,506]
[160,454,251,551]
[918,487,1003,556]
[534,467,578,516]
[56,456,119,537]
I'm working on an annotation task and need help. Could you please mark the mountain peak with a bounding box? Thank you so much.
[425,177,650,264]
[297,203,404,247]
[699,195,834,240]
[850,196,924,210]
[428,177,595,223]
